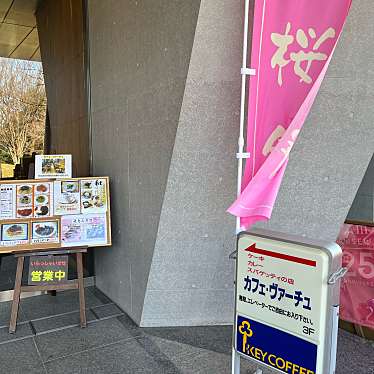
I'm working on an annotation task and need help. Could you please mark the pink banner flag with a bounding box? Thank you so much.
[228,0,352,229]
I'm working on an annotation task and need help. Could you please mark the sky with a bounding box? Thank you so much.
[0,56,44,83]
[0,56,43,73]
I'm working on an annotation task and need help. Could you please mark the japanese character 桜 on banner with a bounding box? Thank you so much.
[228,0,352,229]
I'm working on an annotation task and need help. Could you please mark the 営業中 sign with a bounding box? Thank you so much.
[233,229,343,374]
[28,255,68,285]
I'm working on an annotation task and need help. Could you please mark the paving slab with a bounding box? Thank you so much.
[91,303,124,320]
[20,287,110,321]
[32,309,97,335]
[43,333,261,374]
[0,300,28,328]
[0,322,33,344]
[143,324,233,355]
[35,315,141,362]
[336,329,374,374]
[0,337,46,374]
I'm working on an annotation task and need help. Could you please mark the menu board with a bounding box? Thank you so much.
[0,177,111,252]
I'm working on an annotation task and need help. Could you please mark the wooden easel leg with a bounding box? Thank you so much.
[9,256,25,334]
[76,252,87,328]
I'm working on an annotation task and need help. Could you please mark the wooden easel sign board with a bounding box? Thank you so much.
[0,177,112,253]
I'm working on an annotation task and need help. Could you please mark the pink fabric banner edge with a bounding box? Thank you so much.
[228,1,352,230]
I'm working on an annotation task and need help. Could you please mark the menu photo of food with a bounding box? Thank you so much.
[62,181,79,193]
[35,155,72,179]
[61,214,107,247]
[0,223,29,246]
[80,179,108,214]
[16,184,33,218]
[54,181,80,215]
[34,182,52,218]
[31,220,59,245]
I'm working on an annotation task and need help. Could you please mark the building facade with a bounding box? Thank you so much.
[31,0,374,326]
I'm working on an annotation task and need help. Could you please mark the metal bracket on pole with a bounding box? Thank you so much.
[236,152,251,159]
[328,267,348,285]
[229,249,238,260]
[241,67,256,76]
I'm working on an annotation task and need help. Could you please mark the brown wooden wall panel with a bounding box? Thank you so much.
[36,0,89,177]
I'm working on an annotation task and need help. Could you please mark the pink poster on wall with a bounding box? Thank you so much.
[228,0,352,229]
[337,224,374,329]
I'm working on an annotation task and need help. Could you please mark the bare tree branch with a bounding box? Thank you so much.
[0,58,46,164]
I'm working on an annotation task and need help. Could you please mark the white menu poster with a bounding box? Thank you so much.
[35,155,72,179]
[31,220,59,245]
[61,214,107,247]
[0,184,16,219]
[54,181,81,215]
[16,184,33,219]
[80,179,108,214]
[0,222,29,247]
[14,182,53,219]
[33,182,53,218]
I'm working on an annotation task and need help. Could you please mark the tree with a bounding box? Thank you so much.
[0,58,46,165]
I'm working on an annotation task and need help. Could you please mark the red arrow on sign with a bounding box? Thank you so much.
[245,243,316,267]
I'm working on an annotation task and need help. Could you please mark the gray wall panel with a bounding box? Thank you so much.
[141,0,243,326]
[347,154,374,222]
[88,0,201,324]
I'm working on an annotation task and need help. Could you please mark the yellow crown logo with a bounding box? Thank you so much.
[239,321,253,353]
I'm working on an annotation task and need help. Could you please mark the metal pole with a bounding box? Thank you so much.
[236,0,255,235]
[329,305,340,373]
[233,2,260,373]
[232,0,252,365]
[232,347,241,374]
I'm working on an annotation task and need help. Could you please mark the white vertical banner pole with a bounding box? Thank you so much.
[233,1,262,373]
[233,1,256,374]
[231,0,249,374]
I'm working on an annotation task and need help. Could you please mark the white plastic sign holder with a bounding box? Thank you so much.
[232,228,345,374]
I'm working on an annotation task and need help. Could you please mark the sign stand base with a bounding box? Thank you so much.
[9,246,88,334]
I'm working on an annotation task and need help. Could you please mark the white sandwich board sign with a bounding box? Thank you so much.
[232,229,345,374]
